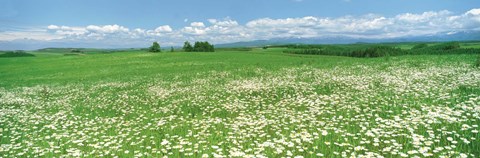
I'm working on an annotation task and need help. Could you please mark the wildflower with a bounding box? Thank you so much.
[447,137,453,141]
[322,130,328,136]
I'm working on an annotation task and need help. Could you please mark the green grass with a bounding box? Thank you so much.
[460,42,480,49]
[0,48,479,157]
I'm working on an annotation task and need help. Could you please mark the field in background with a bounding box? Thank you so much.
[0,46,479,157]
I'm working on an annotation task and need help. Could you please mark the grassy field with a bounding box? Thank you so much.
[0,48,479,157]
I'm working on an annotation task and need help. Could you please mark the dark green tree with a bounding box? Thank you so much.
[149,42,161,52]
[193,41,202,52]
[192,41,214,52]
[183,41,193,52]
[170,47,174,52]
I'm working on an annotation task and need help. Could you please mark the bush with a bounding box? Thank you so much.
[0,50,35,58]
[71,49,84,53]
[431,42,460,50]
[412,43,429,49]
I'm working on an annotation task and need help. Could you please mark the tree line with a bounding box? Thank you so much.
[183,41,215,52]
[283,42,480,58]
[148,41,215,53]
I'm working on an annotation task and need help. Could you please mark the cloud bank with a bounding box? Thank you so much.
[1,8,480,48]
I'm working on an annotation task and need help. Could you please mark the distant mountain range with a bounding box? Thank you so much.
[1,31,479,50]
[215,31,480,47]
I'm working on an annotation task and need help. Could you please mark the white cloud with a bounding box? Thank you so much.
[154,25,173,33]
[182,26,207,35]
[2,8,480,47]
[190,22,205,27]
[86,24,129,33]
[466,8,480,16]
[47,25,59,30]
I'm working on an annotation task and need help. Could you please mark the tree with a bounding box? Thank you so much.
[193,41,202,52]
[183,41,193,52]
[192,41,214,52]
[170,47,174,52]
[149,42,161,52]
[183,41,214,52]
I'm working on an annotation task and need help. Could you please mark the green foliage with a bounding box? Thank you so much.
[193,41,215,52]
[184,41,215,52]
[283,42,480,58]
[71,49,84,53]
[350,46,401,58]
[0,50,35,58]
[412,43,429,49]
[149,42,161,52]
[262,46,268,49]
[64,53,83,56]
[475,55,480,68]
[183,41,193,52]
[284,45,402,58]
[170,47,175,52]
[430,42,461,50]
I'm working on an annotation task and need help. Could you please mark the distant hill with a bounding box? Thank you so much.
[1,31,479,50]
[216,31,480,48]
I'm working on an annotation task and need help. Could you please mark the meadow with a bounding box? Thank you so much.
[0,46,479,157]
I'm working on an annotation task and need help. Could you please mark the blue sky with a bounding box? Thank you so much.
[1,0,480,49]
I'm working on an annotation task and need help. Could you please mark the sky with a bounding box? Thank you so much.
[0,0,479,49]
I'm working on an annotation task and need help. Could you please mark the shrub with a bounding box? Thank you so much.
[412,43,429,49]
[431,42,460,50]
[71,49,84,53]
[0,50,35,58]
